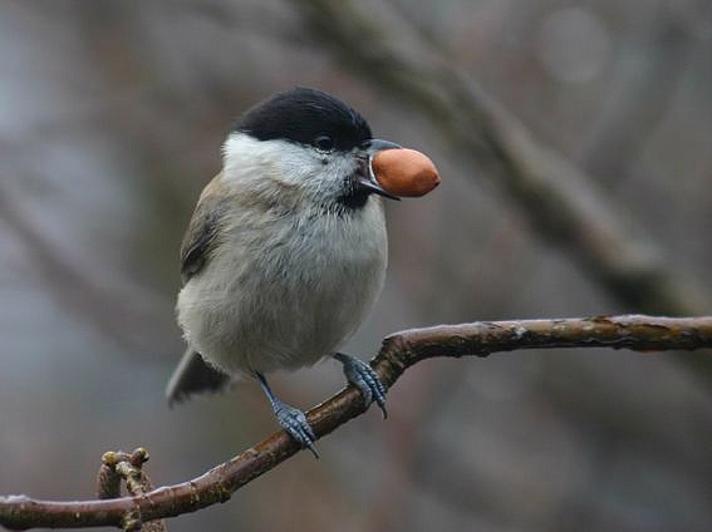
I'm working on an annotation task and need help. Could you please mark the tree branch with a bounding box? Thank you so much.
[2,315,711,530]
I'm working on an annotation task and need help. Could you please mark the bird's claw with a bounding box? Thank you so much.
[338,354,388,418]
[273,400,319,458]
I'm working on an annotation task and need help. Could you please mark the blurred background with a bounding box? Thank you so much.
[1,1,712,531]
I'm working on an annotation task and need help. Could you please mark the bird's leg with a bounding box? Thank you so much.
[333,353,388,418]
[254,372,318,458]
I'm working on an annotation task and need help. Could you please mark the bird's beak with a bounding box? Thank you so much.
[356,139,402,201]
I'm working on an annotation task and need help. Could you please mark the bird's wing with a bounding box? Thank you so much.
[179,174,229,283]
[171,174,233,404]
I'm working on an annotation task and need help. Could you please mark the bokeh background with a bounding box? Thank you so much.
[1,1,712,531]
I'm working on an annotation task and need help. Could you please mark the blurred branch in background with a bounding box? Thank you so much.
[289,0,712,383]
[1,315,711,531]
[290,0,708,317]
[577,3,705,186]
[0,186,164,353]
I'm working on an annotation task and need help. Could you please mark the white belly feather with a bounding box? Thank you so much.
[176,199,387,375]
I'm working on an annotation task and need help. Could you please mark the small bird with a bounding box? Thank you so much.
[166,87,436,456]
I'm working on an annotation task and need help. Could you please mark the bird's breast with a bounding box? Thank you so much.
[177,199,388,375]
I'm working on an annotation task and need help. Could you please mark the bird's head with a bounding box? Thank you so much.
[222,87,400,212]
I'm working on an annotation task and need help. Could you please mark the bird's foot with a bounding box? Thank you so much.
[255,372,319,458]
[334,353,388,418]
[272,398,319,458]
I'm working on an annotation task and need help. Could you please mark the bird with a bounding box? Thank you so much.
[166,87,409,457]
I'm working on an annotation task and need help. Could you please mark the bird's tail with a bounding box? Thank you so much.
[166,349,232,406]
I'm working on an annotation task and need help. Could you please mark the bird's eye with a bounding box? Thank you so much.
[314,135,334,152]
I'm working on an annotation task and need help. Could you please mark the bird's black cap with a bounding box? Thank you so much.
[233,87,373,152]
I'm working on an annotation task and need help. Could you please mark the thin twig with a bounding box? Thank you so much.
[1,315,711,530]
[96,449,167,532]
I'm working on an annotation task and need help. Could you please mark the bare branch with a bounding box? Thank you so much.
[1,315,711,530]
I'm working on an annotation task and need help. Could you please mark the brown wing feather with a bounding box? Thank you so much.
[179,174,230,283]
[170,174,234,403]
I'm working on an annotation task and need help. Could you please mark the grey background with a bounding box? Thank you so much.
[1,1,711,531]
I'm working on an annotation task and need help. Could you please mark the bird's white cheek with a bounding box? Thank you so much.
[223,134,315,186]
[222,133,357,202]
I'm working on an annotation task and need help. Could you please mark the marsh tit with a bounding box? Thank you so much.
[166,87,410,457]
